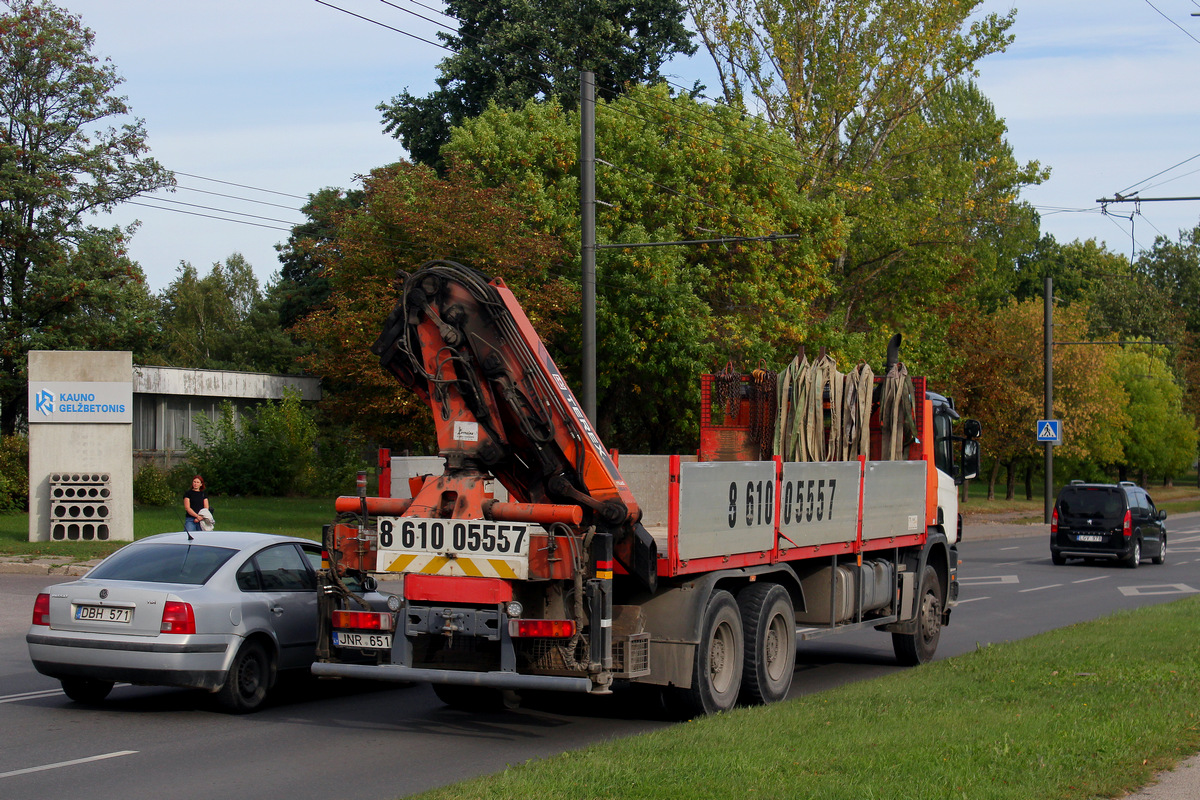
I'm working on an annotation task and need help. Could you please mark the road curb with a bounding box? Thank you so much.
[0,559,98,576]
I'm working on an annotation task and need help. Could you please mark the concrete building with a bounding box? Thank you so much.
[132,365,321,467]
[27,352,320,543]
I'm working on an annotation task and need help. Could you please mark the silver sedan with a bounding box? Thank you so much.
[27,530,386,713]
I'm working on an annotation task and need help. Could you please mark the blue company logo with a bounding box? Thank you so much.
[35,389,54,416]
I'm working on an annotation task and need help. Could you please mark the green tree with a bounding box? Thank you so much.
[0,0,173,432]
[688,0,1044,346]
[379,0,696,167]
[1112,346,1197,485]
[155,254,303,373]
[443,87,846,450]
[275,187,365,329]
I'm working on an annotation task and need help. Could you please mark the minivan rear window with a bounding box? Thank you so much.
[86,544,238,585]
[1058,488,1124,519]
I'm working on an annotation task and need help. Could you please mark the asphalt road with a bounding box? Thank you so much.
[2,512,1198,800]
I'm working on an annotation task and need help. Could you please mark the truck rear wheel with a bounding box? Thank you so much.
[892,565,942,666]
[663,589,743,717]
[432,683,519,712]
[738,583,795,705]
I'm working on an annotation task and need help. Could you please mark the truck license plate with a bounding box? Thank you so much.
[75,605,131,623]
[1076,534,1103,543]
[333,631,392,649]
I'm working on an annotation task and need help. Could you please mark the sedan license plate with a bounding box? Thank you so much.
[333,631,392,650]
[1076,534,1104,543]
[75,605,131,623]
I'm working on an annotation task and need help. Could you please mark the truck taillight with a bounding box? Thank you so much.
[160,601,195,634]
[509,619,576,638]
[320,549,330,570]
[1123,509,1132,538]
[1050,507,1058,534]
[332,610,393,631]
[32,593,51,626]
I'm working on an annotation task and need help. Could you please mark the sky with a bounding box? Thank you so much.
[51,0,1200,293]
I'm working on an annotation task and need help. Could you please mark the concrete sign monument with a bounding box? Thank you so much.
[28,351,133,542]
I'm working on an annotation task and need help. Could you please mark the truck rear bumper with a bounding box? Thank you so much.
[311,661,595,693]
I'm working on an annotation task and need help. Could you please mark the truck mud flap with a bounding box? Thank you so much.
[310,662,594,693]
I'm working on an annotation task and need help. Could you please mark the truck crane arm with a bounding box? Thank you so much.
[369,259,658,591]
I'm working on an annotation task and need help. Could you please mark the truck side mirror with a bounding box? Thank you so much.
[962,418,982,440]
[958,439,980,483]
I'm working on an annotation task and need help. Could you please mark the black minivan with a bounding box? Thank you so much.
[1051,481,1167,567]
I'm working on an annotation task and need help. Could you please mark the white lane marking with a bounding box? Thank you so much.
[995,561,1023,567]
[958,575,1019,586]
[1118,584,1199,597]
[1000,546,1020,551]
[954,596,990,604]
[1072,575,1110,584]
[0,751,138,779]
[1019,584,1062,593]
[0,689,63,704]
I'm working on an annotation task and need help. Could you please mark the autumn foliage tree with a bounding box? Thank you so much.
[950,299,1126,499]
[291,161,570,449]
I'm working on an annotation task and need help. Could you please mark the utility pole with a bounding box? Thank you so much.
[580,70,597,425]
[1044,276,1054,523]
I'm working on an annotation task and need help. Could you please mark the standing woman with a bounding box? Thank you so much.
[183,475,210,532]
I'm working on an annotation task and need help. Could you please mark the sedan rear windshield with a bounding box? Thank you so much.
[86,544,238,585]
[1058,488,1124,519]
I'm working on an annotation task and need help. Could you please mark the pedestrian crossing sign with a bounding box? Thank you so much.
[1036,419,1061,443]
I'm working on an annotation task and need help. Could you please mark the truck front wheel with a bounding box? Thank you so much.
[892,565,942,666]
[663,589,743,717]
[738,583,796,705]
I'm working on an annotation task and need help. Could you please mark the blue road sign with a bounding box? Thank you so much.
[1036,419,1061,443]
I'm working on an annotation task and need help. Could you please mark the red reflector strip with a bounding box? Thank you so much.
[404,574,513,604]
[510,619,576,638]
[332,610,393,631]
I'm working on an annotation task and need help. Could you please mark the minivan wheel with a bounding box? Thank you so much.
[1152,538,1167,565]
[1125,539,1141,569]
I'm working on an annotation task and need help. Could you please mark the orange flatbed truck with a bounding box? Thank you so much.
[312,259,980,716]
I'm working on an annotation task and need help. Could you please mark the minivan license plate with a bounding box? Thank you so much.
[333,631,392,649]
[75,605,131,623]
[1076,534,1103,543]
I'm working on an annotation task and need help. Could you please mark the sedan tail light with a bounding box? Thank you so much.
[1122,510,1132,538]
[32,593,51,626]
[160,601,196,634]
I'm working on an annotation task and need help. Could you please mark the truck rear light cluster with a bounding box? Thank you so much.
[1122,510,1132,538]
[508,619,576,638]
[160,601,196,634]
[332,609,394,631]
[32,593,51,626]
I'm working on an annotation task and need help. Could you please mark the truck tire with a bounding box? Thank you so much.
[432,683,519,712]
[738,583,795,705]
[892,565,942,666]
[663,590,743,717]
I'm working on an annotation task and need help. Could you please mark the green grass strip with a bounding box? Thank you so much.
[416,597,1200,800]
[0,497,331,560]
